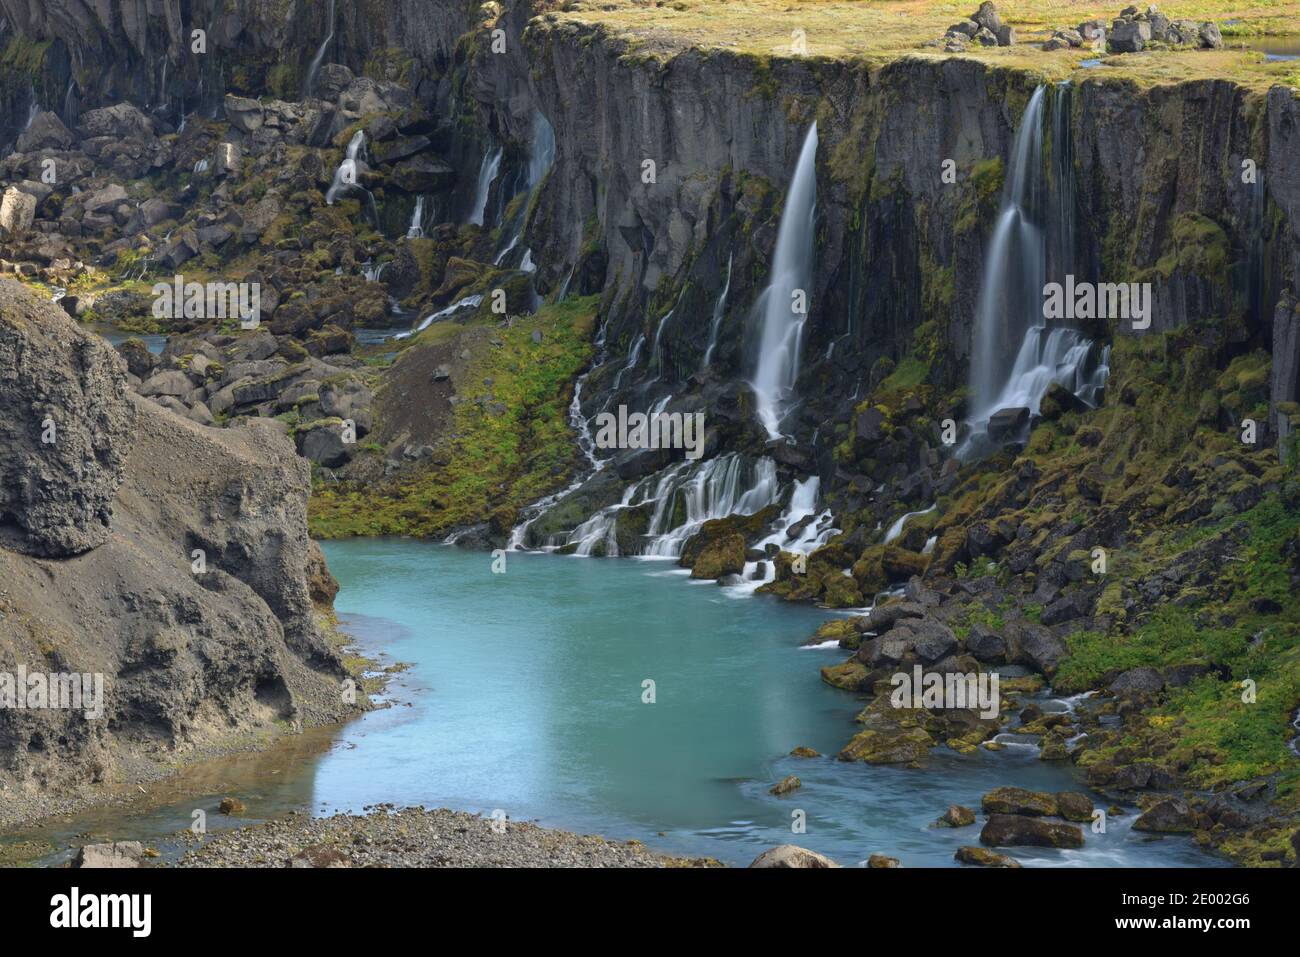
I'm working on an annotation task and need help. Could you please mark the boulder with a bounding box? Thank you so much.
[938,804,977,827]
[749,845,840,868]
[1109,18,1151,53]
[1198,22,1223,49]
[78,103,156,141]
[1055,792,1095,823]
[224,95,264,133]
[16,110,74,152]
[981,786,1058,816]
[115,338,160,380]
[966,622,1006,663]
[0,187,37,234]
[971,1,1002,34]
[980,814,1084,848]
[867,854,901,868]
[691,532,745,580]
[73,841,145,869]
[297,420,355,467]
[955,845,1022,867]
[1109,666,1165,695]
[986,406,1030,441]
[769,775,801,796]
[1133,796,1196,833]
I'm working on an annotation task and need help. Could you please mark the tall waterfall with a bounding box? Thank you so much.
[752,123,819,439]
[304,0,337,98]
[469,147,502,226]
[962,85,1107,456]
[969,87,1047,420]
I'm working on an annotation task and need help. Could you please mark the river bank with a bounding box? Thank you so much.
[172,806,716,868]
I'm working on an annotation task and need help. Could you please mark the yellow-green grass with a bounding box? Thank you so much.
[542,0,1300,89]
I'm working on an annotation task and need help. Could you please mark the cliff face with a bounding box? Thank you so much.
[9,3,1295,423]
[513,23,1298,420]
[0,282,357,814]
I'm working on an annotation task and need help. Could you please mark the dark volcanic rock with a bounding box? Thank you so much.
[0,281,135,557]
[980,814,1084,848]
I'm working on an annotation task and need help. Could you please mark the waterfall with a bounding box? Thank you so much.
[407,195,426,239]
[883,504,936,545]
[556,267,574,303]
[701,253,733,369]
[752,123,819,439]
[392,295,483,339]
[61,77,78,126]
[528,112,556,188]
[610,335,646,393]
[969,87,1047,421]
[961,85,1108,456]
[362,260,388,283]
[566,454,782,558]
[469,147,502,226]
[304,0,337,98]
[1049,82,1076,279]
[507,364,610,550]
[24,84,40,130]
[520,248,536,273]
[193,158,210,175]
[325,130,378,225]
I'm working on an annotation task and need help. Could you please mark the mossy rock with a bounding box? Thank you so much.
[690,531,745,580]
[837,727,934,766]
[820,660,870,691]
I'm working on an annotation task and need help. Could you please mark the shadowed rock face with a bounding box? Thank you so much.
[0,280,135,557]
[0,283,357,808]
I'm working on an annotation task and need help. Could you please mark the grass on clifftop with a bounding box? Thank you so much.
[309,296,598,538]
[549,0,1300,89]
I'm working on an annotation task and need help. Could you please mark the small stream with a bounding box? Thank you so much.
[5,542,1224,867]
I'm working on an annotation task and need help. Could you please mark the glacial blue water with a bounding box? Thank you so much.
[307,540,1223,867]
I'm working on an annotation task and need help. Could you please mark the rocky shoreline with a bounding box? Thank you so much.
[168,806,716,869]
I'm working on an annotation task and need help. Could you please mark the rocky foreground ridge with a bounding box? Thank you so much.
[0,282,361,825]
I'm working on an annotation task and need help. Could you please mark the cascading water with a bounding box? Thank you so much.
[752,124,818,439]
[304,0,337,98]
[468,147,502,226]
[701,253,733,369]
[969,87,1047,420]
[24,85,40,130]
[609,335,646,394]
[325,130,379,223]
[884,504,936,545]
[407,196,426,239]
[392,294,483,339]
[564,454,782,558]
[962,85,1108,457]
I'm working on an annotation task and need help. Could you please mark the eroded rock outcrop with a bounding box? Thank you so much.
[0,282,360,808]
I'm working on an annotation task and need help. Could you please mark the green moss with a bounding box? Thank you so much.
[309,297,599,538]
